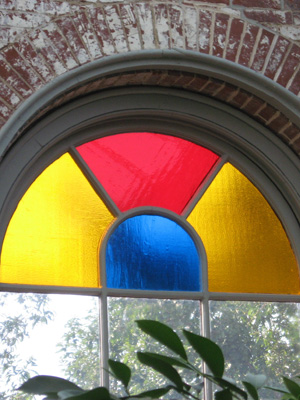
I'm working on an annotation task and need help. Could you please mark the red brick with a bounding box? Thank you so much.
[43,23,78,70]
[134,3,155,50]
[268,114,290,132]
[186,75,209,91]
[288,69,300,95]
[184,6,198,51]
[194,0,229,3]
[282,124,300,141]
[242,96,265,115]
[233,0,280,8]
[0,55,32,97]
[142,70,165,85]
[56,16,90,65]
[277,44,300,87]
[285,0,300,11]
[238,24,260,66]
[265,36,290,80]
[228,89,252,108]
[199,10,212,54]
[244,10,293,24]
[0,81,21,106]
[0,100,12,119]
[0,0,15,10]
[73,8,103,59]
[214,83,238,102]
[28,29,67,76]
[202,79,224,96]
[119,4,141,51]
[225,18,244,62]
[105,5,128,52]
[251,30,275,72]
[3,46,43,90]
[154,4,170,48]
[87,7,115,55]
[171,72,196,86]
[213,13,230,57]
[257,104,278,122]
[13,37,53,83]
[169,5,184,49]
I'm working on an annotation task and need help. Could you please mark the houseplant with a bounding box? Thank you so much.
[18,320,300,400]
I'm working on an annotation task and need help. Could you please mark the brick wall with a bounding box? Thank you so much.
[0,0,299,154]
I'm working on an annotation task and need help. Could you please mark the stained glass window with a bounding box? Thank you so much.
[1,132,298,294]
[0,131,299,397]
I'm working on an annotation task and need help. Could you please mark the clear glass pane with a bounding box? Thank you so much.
[108,297,202,399]
[210,301,300,399]
[0,292,100,399]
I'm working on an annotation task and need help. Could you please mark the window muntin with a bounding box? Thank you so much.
[1,132,298,294]
[0,131,299,398]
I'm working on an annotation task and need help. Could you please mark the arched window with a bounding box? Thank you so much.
[0,86,299,399]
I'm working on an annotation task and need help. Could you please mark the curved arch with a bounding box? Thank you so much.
[0,86,299,282]
[1,50,300,160]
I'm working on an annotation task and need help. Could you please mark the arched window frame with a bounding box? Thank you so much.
[0,53,299,399]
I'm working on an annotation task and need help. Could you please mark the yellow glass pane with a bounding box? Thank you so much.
[0,153,114,287]
[188,163,300,294]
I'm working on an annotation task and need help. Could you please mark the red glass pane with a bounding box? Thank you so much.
[77,132,219,214]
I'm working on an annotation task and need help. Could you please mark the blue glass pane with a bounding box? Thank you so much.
[106,215,201,291]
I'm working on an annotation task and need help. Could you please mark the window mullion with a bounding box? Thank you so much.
[100,289,109,388]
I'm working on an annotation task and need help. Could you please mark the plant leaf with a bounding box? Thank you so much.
[18,376,83,395]
[136,320,187,360]
[214,389,233,400]
[213,377,247,400]
[183,330,224,377]
[283,377,300,398]
[137,352,184,391]
[108,359,131,388]
[242,381,259,400]
[64,387,112,400]
[244,373,266,389]
[136,352,194,371]
[58,390,87,399]
[129,386,173,398]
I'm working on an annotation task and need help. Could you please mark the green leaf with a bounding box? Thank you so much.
[242,381,259,400]
[58,390,87,399]
[213,377,247,400]
[183,330,224,377]
[137,352,184,391]
[264,386,290,395]
[129,386,173,398]
[108,359,131,388]
[136,352,194,371]
[136,320,187,360]
[18,376,83,395]
[283,377,300,398]
[214,389,233,400]
[64,387,112,400]
[244,373,266,389]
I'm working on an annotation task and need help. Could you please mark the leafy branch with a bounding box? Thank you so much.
[18,320,300,400]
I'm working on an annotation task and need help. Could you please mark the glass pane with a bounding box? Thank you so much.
[188,163,300,294]
[0,292,100,398]
[210,301,300,399]
[0,153,114,287]
[106,215,201,290]
[77,132,219,214]
[108,297,202,398]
